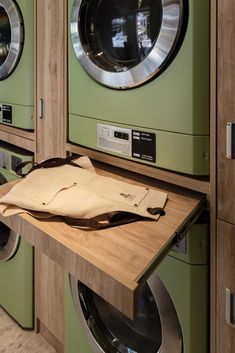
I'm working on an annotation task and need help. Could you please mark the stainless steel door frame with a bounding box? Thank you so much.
[0,0,24,80]
[70,272,182,353]
[0,171,20,261]
[70,0,185,89]
[0,226,20,261]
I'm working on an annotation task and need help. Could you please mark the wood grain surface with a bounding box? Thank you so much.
[35,0,67,346]
[217,0,235,224]
[35,252,64,349]
[0,128,35,152]
[36,0,67,160]
[217,220,235,353]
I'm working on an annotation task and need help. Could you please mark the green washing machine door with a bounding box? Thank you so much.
[0,0,34,130]
[0,173,20,262]
[69,0,210,175]
[0,175,34,328]
[67,274,182,353]
[71,0,187,89]
[0,143,34,328]
[0,222,20,262]
[0,0,23,80]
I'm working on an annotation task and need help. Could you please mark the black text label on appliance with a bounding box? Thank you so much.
[2,105,12,124]
[132,130,156,163]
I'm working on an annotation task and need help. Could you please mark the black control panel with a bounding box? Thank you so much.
[132,130,156,163]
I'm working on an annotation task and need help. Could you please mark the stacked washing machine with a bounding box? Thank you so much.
[0,142,34,328]
[0,0,34,328]
[0,0,34,130]
[65,219,209,353]
[68,0,210,175]
[66,0,210,352]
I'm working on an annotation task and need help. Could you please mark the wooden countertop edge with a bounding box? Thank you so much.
[0,128,35,152]
[0,124,35,140]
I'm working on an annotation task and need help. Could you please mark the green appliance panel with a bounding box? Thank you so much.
[69,115,210,175]
[157,257,209,353]
[0,143,34,328]
[0,0,34,130]
[0,238,34,328]
[65,275,93,353]
[169,221,209,265]
[68,0,210,175]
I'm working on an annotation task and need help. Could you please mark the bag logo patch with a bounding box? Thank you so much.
[120,192,136,201]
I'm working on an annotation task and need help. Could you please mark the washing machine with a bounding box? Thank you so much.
[68,0,210,175]
[64,218,209,353]
[0,142,34,328]
[0,0,34,130]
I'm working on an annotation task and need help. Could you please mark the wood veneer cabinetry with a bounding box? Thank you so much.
[217,0,235,352]
[217,0,235,224]
[0,126,35,152]
[217,221,235,353]
[36,0,67,161]
[35,0,67,350]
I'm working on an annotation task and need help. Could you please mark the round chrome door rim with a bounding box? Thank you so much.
[70,272,182,353]
[0,0,23,80]
[71,0,184,89]
[0,230,20,261]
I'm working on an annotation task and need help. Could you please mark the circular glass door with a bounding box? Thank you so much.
[0,172,20,261]
[70,274,182,353]
[71,0,187,89]
[0,0,24,80]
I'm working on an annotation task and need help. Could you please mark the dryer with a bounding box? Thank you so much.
[0,0,34,130]
[64,219,209,353]
[68,0,210,175]
[0,142,34,328]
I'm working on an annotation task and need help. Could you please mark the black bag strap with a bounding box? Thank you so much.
[62,209,165,231]
[14,160,39,177]
[15,155,81,177]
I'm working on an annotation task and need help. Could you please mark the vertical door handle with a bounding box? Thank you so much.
[226,123,235,159]
[225,288,235,327]
[39,98,44,119]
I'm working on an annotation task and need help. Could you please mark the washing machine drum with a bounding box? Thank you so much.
[0,172,20,261]
[70,274,182,353]
[71,0,187,89]
[0,0,24,80]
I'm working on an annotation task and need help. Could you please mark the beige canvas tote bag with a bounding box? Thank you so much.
[0,156,167,230]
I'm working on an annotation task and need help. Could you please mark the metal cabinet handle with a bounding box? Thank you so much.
[225,288,235,327]
[39,98,44,119]
[226,123,235,159]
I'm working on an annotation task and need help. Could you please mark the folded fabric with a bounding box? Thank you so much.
[0,156,168,229]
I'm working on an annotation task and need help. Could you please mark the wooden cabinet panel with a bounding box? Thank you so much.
[36,0,67,160]
[35,0,67,348]
[35,251,64,352]
[217,0,235,223]
[217,220,235,353]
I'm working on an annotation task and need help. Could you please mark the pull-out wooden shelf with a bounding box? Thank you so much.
[0,163,206,319]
